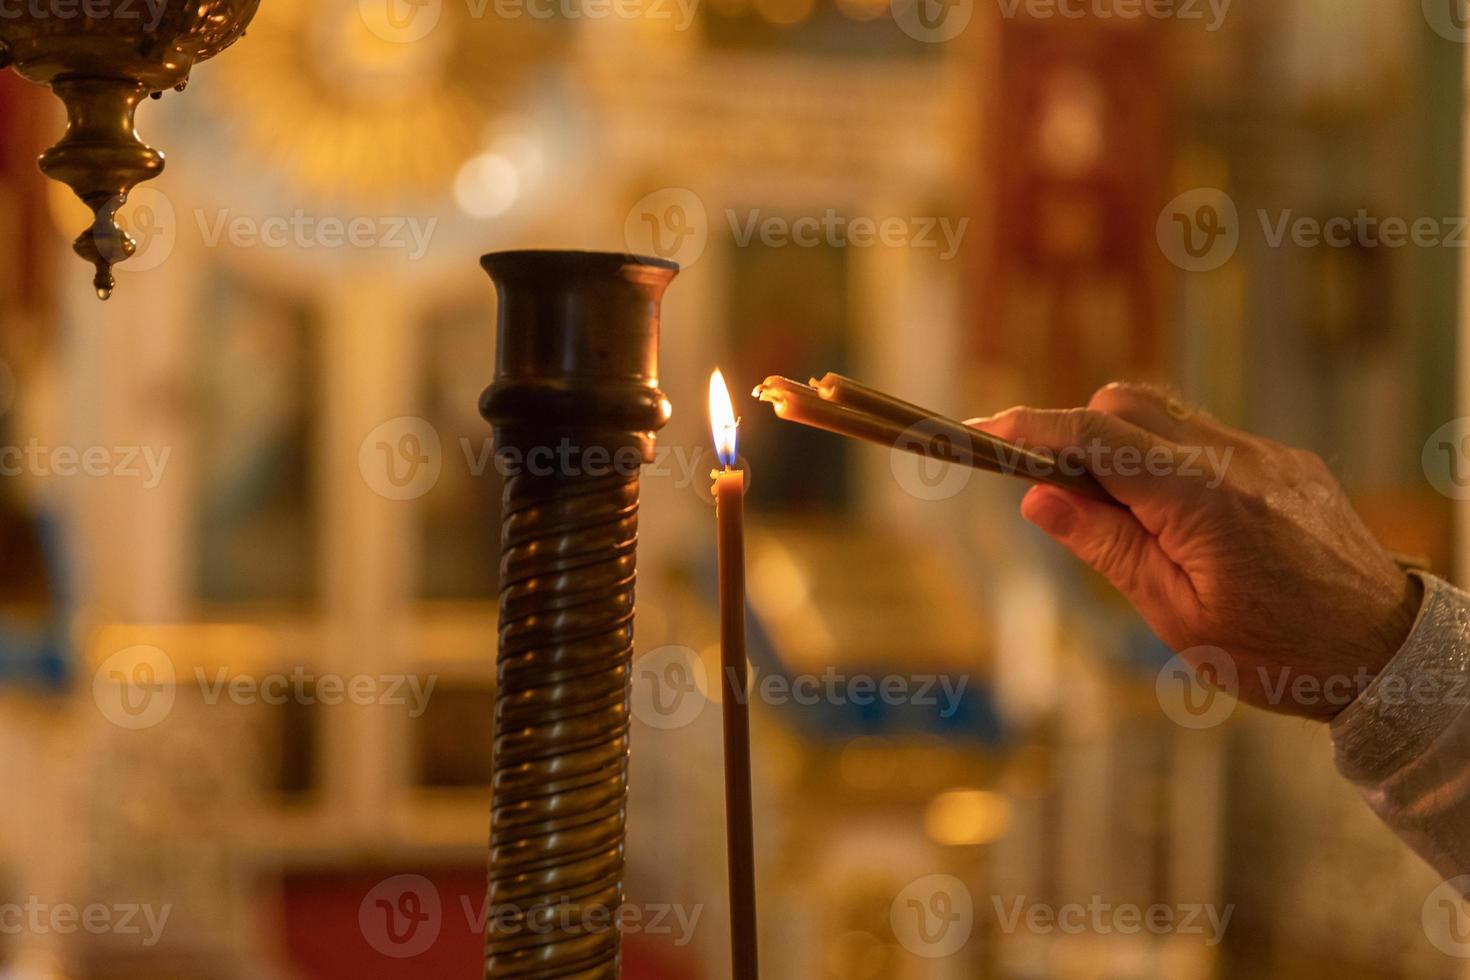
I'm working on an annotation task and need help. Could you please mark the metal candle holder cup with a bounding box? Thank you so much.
[479,250,677,978]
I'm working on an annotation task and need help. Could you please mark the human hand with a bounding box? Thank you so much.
[971,383,1422,721]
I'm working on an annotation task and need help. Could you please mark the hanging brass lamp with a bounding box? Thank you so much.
[0,1,261,298]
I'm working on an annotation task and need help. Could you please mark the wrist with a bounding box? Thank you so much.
[1332,572,1467,783]
[1379,571,1425,669]
[1327,570,1424,723]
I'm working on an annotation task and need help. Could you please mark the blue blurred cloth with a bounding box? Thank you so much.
[0,510,70,690]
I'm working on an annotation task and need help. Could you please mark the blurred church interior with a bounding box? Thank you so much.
[0,1,1464,977]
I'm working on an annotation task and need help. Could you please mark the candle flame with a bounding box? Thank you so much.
[709,368,739,468]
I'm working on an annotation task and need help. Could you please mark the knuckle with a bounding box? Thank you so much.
[971,406,1024,442]
[1290,447,1326,471]
[1091,381,1159,410]
[1003,406,1033,426]
[1087,382,1132,412]
[1065,407,1107,447]
[1282,446,1333,484]
[1090,381,1190,419]
[1090,523,1143,593]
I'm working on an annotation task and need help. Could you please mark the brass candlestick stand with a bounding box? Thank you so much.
[0,0,260,298]
[479,250,677,978]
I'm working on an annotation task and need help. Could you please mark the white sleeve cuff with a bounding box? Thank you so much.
[1331,572,1470,881]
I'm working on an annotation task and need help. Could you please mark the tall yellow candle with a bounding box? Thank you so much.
[709,368,759,980]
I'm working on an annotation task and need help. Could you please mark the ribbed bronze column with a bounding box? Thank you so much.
[479,250,677,978]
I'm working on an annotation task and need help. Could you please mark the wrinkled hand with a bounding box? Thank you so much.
[972,383,1422,721]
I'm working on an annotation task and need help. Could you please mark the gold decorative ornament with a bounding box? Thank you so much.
[201,1,563,210]
[0,0,261,298]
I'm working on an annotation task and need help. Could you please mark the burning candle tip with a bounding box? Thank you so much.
[710,368,741,469]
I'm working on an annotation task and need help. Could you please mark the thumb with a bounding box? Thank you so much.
[1022,485,1194,629]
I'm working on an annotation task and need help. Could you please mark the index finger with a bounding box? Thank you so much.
[970,407,1207,516]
